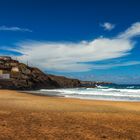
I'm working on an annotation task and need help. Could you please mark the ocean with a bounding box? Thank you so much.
[35,85,140,102]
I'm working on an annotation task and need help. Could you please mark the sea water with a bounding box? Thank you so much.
[37,85,140,101]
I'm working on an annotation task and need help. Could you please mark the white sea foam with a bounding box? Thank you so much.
[39,87,140,101]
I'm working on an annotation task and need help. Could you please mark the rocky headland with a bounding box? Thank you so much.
[0,56,111,90]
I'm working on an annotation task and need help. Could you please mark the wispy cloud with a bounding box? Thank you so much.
[118,22,140,39]
[0,26,32,32]
[90,61,140,69]
[8,22,140,72]
[100,22,115,31]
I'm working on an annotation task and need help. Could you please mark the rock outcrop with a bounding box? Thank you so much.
[48,74,81,88]
[80,81,112,88]
[10,64,60,90]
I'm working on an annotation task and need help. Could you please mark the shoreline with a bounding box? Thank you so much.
[0,89,140,139]
[20,89,140,103]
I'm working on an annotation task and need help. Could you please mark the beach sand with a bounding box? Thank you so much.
[0,90,140,140]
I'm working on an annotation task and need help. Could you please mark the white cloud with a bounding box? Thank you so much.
[100,22,115,31]
[90,61,140,69]
[0,26,32,32]
[118,22,140,39]
[9,22,140,72]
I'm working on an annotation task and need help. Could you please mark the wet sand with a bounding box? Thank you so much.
[0,90,140,140]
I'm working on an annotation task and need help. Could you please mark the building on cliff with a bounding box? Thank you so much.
[0,56,19,79]
[0,66,11,79]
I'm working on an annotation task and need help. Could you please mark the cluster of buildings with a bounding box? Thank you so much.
[0,56,19,79]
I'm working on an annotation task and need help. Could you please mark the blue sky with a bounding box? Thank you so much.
[0,0,140,84]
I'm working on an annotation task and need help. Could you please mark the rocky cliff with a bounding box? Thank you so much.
[48,74,81,88]
[0,57,112,90]
[0,57,81,90]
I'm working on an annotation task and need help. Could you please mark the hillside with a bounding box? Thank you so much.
[0,56,81,90]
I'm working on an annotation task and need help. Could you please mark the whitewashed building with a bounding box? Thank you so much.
[0,65,11,79]
[0,73,10,79]
[11,66,19,72]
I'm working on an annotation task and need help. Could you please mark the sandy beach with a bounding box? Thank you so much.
[0,90,140,140]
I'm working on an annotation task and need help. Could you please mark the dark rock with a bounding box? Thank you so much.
[48,74,81,88]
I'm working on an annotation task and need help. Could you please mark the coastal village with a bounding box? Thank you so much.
[0,56,19,79]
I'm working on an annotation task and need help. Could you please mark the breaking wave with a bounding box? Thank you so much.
[38,85,140,101]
